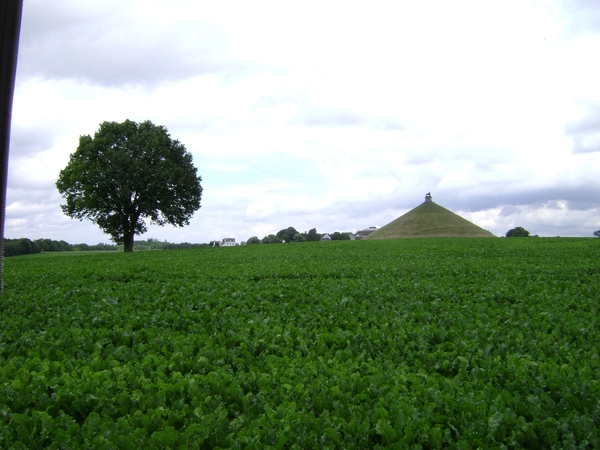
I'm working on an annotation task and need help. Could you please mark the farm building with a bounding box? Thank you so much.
[355,227,378,240]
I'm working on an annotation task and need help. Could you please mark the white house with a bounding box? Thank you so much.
[222,238,236,247]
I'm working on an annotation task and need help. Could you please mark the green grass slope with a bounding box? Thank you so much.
[366,201,496,239]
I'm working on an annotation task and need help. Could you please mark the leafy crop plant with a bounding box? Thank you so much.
[1,238,599,447]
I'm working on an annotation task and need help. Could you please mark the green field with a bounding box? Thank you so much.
[1,238,599,448]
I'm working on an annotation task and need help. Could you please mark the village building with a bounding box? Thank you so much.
[354,227,378,240]
[221,238,236,247]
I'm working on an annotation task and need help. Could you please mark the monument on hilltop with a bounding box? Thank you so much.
[364,193,495,239]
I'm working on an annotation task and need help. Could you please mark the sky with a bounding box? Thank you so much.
[6,0,600,244]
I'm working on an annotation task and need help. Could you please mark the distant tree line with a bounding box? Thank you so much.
[328,232,352,241]
[138,238,213,250]
[2,238,117,257]
[3,237,214,257]
[101,238,212,251]
[247,227,353,244]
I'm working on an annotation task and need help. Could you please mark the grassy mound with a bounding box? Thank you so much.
[365,202,496,239]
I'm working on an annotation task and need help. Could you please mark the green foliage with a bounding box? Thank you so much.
[292,233,305,242]
[506,226,530,237]
[72,243,119,252]
[56,120,203,252]
[2,238,36,256]
[3,238,215,256]
[331,231,352,240]
[303,228,322,242]
[3,238,118,257]
[1,238,599,447]
[131,239,208,251]
[261,234,281,244]
[276,226,299,243]
[255,228,324,244]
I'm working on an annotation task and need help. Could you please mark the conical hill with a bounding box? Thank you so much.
[365,201,495,239]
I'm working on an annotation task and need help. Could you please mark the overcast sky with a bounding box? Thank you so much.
[6,0,600,244]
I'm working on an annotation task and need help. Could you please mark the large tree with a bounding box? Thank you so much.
[56,120,203,252]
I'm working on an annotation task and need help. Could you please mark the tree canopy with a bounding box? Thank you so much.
[277,226,301,243]
[261,234,281,244]
[56,120,203,252]
[304,228,322,242]
[506,226,530,237]
[250,227,325,244]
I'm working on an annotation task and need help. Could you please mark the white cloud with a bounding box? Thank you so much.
[6,0,600,244]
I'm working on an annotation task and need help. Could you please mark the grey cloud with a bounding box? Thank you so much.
[251,91,304,110]
[405,154,434,165]
[335,195,401,221]
[499,205,521,217]
[301,111,366,127]
[293,109,406,131]
[564,105,600,135]
[169,117,240,137]
[375,121,407,131]
[560,0,600,36]
[9,125,55,158]
[194,191,597,240]
[259,200,402,237]
[7,183,60,203]
[405,144,515,167]
[492,213,597,238]
[565,104,600,153]
[18,1,258,87]
[362,188,598,237]
[7,198,58,216]
[438,183,600,213]
[572,135,600,154]
[5,209,107,243]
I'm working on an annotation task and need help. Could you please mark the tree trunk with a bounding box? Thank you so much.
[123,212,139,252]
[123,232,134,252]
